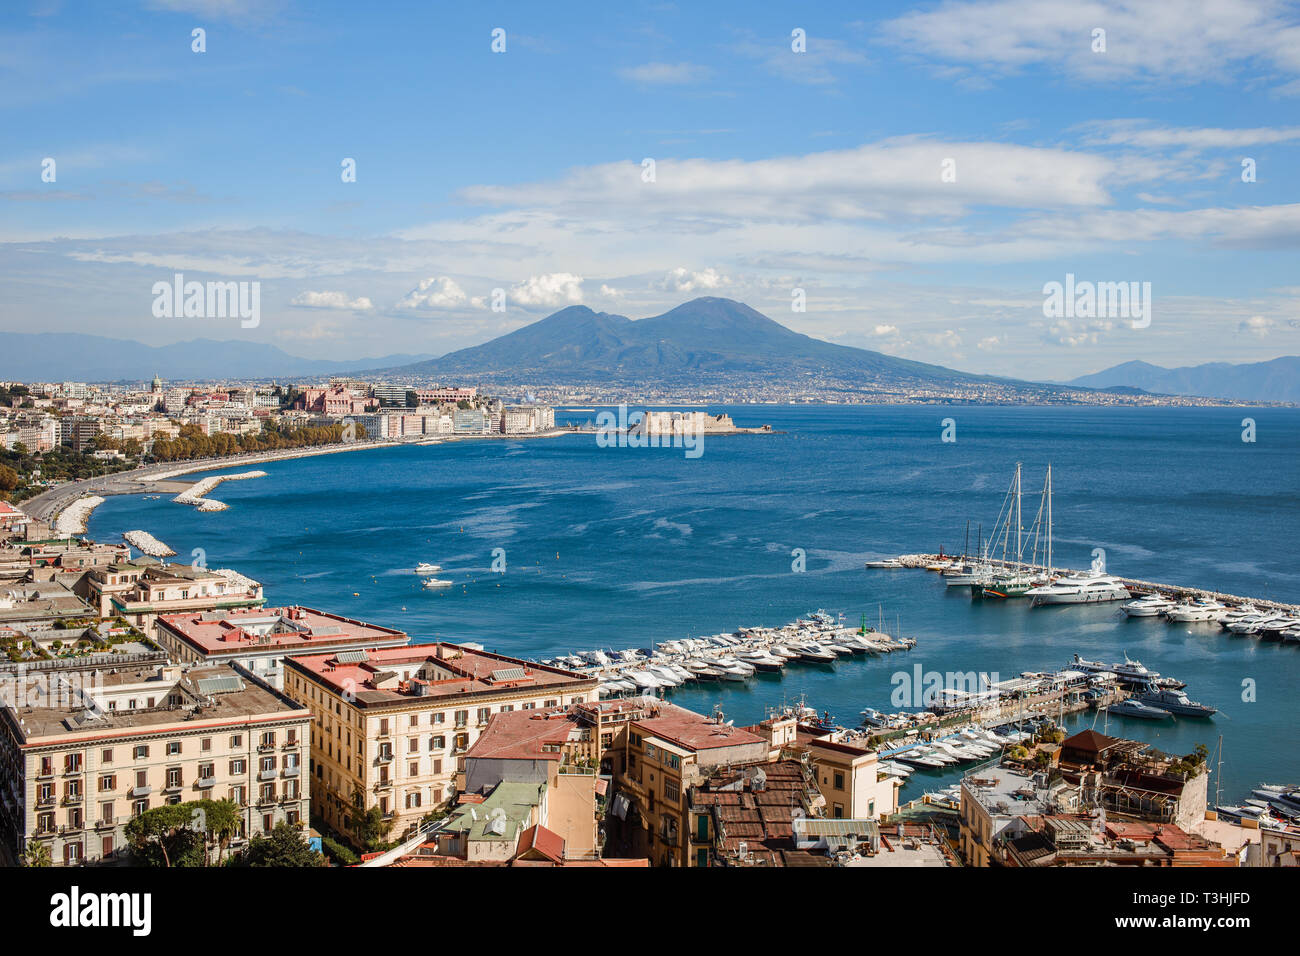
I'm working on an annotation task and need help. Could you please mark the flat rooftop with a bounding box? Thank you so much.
[156,605,408,656]
[286,642,594,706]
[962,763,1051,818]
[6,663,307,742]
[634,700,765,752]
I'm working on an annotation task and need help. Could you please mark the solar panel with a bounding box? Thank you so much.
[490,667,527,682]
[335,650,369,664]
[196,676,244,695]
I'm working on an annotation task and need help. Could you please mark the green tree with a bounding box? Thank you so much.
[239,821,324,867]
[124,802,206,867]
[24,838,52,867]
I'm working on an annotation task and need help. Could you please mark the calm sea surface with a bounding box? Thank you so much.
[88,405,1300,803]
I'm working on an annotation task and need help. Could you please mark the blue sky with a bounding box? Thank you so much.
[2,0,1299,378]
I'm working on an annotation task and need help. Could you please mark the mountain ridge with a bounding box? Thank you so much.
[1069,356,1300,403]
[0,332,434,383]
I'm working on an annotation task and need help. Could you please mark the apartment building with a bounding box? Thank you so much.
[85,561,266,632]
[0,662,311,867]
[608,700,772,867]
[154,606,409,690]
[282,643,596,844]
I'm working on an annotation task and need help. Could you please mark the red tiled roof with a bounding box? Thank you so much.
[515,824,565,864]
[465,709,575,761]
[634,701,765,752]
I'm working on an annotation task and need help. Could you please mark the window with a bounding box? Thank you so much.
[431,735,444,751]
[100,801,114,825]
[133,745,149,760]
[133,799,149,817]
[833,771,845,791]
[167,741,181,756]
[230,734,242,748]
[476,707,491,725]
[663,779,680,802]
[408,714,419,728]
[407,737,418,753]
[230,758,246,775]
[833,803,844,819]
[201,737,212,752]
[454,710,468,728]
[101,749,113,764]
[199,762,214,780]
[379,719,390,735]
[409,762,419,776]
[260,756,275,773]
[135,770,147,788]
[65,753,82,773]
[260,731,276,749]
[99,774,115,792]
[166,767,183,788]
[433,712,445,725]
[696,814,709,841]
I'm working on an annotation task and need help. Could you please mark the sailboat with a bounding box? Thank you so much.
[980,463,1050,599]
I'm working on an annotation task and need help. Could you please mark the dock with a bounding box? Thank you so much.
[895,553,1300,615]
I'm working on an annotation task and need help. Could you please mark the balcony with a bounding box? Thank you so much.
[36,794,56,809]
[196,777,216,790]
[129,785,152,798]
[257,744,275,754]
[282,739,299,750]
[61,793,84,806]
[282,766,300,778]
[95,818,116,831]
[257,770,277,782]
[376,751,394,763]
[373,779,393,792]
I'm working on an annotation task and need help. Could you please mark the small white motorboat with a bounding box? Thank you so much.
[422,578,454,589]
[415,562,442,574]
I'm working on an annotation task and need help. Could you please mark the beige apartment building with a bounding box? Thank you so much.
[154,605,410,690]
[282,643,596,845]
[0,662,311,867]
[85,561,266,633]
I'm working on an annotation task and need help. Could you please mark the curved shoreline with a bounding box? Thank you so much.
[27,430,585,527]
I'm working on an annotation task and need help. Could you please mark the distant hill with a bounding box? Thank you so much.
[375,296,1039,393]
[0,333,433,383]
[1069,357,1300,403]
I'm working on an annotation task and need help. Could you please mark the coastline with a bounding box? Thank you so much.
[26,429,586,527]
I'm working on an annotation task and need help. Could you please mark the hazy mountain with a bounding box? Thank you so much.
[0,332,434,383]
[376,297,1028,391]
[1069,357,1300,403]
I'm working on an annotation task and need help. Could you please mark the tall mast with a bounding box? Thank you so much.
[1046,463,1053,575]
[1014,462,1023,569]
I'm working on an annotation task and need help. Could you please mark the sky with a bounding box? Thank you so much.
[2,0,1299,380]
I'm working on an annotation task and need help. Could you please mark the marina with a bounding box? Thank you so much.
[538,610,917,699]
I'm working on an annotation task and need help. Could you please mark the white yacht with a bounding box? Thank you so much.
[415,562,442,574]
[422,578,454,589]
[1124,594,1175,617]
[1163,598,1226,622]
[865,558,904,569]
[1027,571,1131,606]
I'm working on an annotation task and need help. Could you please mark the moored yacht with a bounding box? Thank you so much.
[1108,698,1173,720]
[1123,594,1175,617]
[1163,598,1226,622]
[1028,571,1131,605]
[1135,683,1217,717]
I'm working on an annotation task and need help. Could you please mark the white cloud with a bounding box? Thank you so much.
[1239,315,1275,336]
[883,0,1300,88]
[395,276,468,310]
[1078,120,1300,150]
[510,273,584,307]
[872,324,899,336]
[618,62,711,85]
[290,290,374,311]
[657,267,729,293]
[598,284,625,298]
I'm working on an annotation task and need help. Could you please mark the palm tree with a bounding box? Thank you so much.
[25,838,52,868]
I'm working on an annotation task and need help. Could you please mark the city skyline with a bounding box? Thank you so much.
[2,1,1299,380]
